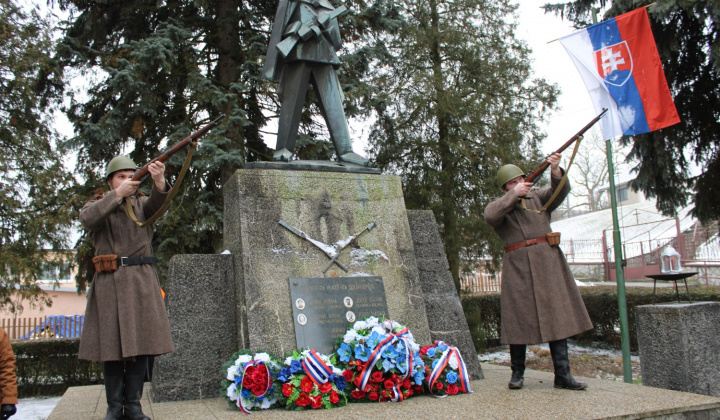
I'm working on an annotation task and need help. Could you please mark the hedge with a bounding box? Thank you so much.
[461,286,720,353]
[12,338,102,397]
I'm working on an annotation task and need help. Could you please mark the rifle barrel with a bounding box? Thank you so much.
[525,108,607,183]
[132,114,225,183]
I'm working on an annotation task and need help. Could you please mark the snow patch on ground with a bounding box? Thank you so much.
[15,396,61,420]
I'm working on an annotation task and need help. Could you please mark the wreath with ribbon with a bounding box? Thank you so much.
[221,350,281,413]
[274,349,348,410]
[335,316,425,402]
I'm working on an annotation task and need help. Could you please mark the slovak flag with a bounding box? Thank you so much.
[559,8,680,140]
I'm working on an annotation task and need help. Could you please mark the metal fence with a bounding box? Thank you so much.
[1,315,84,341]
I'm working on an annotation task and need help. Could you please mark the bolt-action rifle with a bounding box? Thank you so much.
[132,114,225,184]
[123,114,224,227]
[524,108,608,184]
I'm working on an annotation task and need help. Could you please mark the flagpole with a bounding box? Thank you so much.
[592,5,633,384]
[605,135,633,384]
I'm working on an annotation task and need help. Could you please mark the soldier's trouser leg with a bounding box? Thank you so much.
[275,62,312,161]
[123,356,151,420]
[103,361,124,420]
[312,65,369,166]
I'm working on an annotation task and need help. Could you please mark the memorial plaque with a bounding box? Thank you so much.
[289,276,389,355]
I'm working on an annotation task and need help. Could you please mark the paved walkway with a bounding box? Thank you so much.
[48,364,720,420]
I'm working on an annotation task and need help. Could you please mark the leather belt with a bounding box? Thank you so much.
[504,237,548,253]
[120,256,158,266]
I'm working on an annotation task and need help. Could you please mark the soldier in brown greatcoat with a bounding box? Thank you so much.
[79,156,173,420]
[484,153,593,391]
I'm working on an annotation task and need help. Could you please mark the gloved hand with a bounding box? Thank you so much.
[1,404,16,420]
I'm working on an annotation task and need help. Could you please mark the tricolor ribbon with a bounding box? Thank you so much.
[358,328,414,402]
[427,340,472,398]
[237,360,272,414]
[301,349,333,386]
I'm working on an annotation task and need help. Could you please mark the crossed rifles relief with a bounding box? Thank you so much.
[278,220,377,273]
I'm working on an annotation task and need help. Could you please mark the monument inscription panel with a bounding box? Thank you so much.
[289,276,389,354]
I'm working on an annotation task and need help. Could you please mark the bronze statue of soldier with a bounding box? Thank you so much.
[263,0,370,167]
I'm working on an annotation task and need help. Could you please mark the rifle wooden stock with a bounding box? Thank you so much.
[524,108,608,184]
[132,114,225,183]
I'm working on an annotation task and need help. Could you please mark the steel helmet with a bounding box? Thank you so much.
[496,164,525,189]
[105,156,137,180]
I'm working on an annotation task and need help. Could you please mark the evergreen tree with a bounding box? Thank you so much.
[0,0,74,312]
[358,0,558,287]
[50,0,403,288]
[543,1,720,222]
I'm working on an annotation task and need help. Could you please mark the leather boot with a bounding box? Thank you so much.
[123,356,151,420]
[102,361,124,420]
[549,339,587,390]
[508,344,526,389]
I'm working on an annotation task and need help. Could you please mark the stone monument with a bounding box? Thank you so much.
[151,0,482,402]
[635,301,720,397]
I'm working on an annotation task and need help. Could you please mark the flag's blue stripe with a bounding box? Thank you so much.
[587,18,650,135]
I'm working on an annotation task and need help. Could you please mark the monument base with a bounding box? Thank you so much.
[636,301,720,397]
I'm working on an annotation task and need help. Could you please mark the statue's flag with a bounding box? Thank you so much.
[559,8,680,140]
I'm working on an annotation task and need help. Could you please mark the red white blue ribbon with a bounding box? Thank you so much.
[358,328,414,402]
[427,340,472,398]
[237,360,271,414]
[302,349,333,386]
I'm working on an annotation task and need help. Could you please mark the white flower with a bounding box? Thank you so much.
[365,316,380,327]
[227,365,238,381]
[235,355,252,365]
[284,356,294,366]
[343,329,358,343]
[448,352,459,370]
[332,367,342,375]
[226,383,238,401]
[353,320,368,330]
[371,325,386,336]
[254,352,271,363]
[260,397,275,409]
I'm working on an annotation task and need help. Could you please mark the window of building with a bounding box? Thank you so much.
[618,187,628,202]
[38,262,73,282]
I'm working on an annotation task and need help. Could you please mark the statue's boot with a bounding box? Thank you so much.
[339,151,370,167]
[273,148,293,162]
[549,339,587,390]
[508,344,526,390]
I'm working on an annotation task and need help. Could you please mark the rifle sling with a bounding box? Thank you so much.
[124,142,197,227]
[521,135,583,214]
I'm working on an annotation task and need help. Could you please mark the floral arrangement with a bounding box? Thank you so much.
[420,341,472,397]
[221,350,282,413]
[274,349,348,410]
[336,316,425,402]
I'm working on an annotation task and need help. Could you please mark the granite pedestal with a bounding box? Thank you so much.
[154,169,443,402]
[635,301,720,397]
[407,209,483,379]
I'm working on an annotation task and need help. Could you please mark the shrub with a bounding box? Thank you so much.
[12,338,103,397]
[461,286,720,353]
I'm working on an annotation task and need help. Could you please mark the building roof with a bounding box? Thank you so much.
[551,199,695,243]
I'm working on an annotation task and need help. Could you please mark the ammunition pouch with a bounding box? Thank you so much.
[92,254,118,273]
[547,232,561,247]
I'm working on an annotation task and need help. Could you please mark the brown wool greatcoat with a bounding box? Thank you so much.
[484,170,593,345]
[78,185,174,361]
[0,328,18,405]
